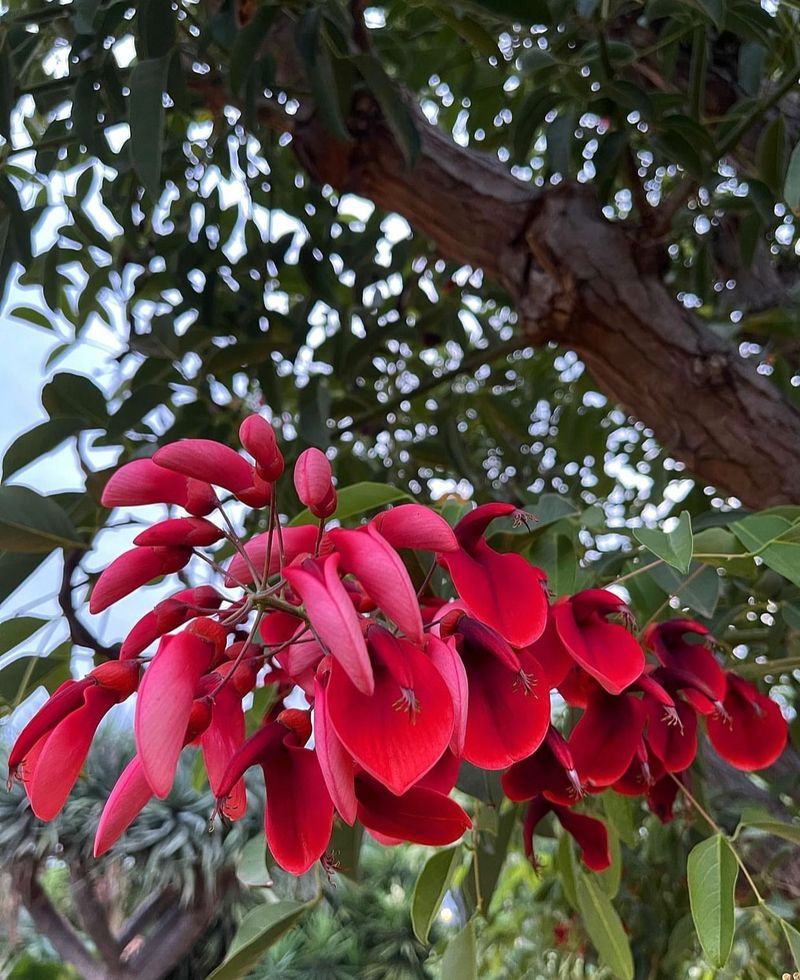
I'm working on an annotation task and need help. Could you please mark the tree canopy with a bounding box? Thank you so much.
[2,1,800,978]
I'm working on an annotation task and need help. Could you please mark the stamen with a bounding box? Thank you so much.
[662,705,684,733]
[321,851,341,884]
[512,509,538,531]
[393,687,421,722]
[567,768,583,799]
[514,669,538,696]
[713,701,732,727]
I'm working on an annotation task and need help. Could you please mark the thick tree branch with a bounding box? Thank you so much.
[281,85,800,507]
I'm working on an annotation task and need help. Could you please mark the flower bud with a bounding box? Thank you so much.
[239,415,284,481]
[294,448,336,519]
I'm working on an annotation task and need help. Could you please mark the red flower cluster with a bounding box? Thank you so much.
[7,417,789,876]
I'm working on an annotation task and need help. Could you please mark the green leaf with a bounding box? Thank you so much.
[0,30,13,142]
[781,918,800,971]
[602,791,636,846]
[0,487,85,553]
[297,376,332,449]
[3,418,83,479]
[0,642,72,707]
[687,834,738,969]
[576,874,634,980]
[0,551,47,603]
[462,806,515,915]
[129,55,171,198]
[441,920,477,980]
[557,833,579,911]
[9,306,54,331]
[648,561,721,618]
[352,54,420,166]
[411,845,461,943]
[527,493,580,530]
[786,139,800,213]
[634,511,693,573]
[730,514,800,588]
[235,836,273,888]
[290,482,411,526]
[0,617,48,656]
[328,820,363,880]
[464,0,550,23]
[598,827,622,900]
[207,901,312,980]
[296,9,350,142]
[230,5,276,97]
[42,372,107,426]
[739,819,800,847]
[757,113,786,195]
[137,0,175,59]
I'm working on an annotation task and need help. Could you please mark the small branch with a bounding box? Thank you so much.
[58,550,120,660]
[69,867,123,968]
[117,886,179,950]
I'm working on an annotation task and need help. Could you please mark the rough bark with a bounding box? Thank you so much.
[285,94,800,508]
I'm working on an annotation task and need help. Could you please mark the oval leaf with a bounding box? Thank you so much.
[441,919,477,980]
[0,486,85,553]
[687,834,738,969]
[634,511,693,573]
[576,874,634,980]
[290,481,411,526]
[207,901,311,980]
[411,845,461,943]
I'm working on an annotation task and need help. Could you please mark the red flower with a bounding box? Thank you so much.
[133,517,224,548]
[439,503,548,648]
[553,589,644,694]
[101,458,217,515]
[283,554,374,696]
[371,504,458,553]
[329,525,424,644]
[216,709,334,875]
[89,546,193,614]
[134,621,226,798]
[9,661,139,820]
[355,773,471,846]
[225,524,318,587]
[502,727,582,805]
[154,438,270,507]
[294,448,336,518]
[644,619,726,704]
[706,673,787,770]
[569,686,647,787]
[443,613,550,769]
[523,795,611,872]
[120,586,222,660]
[239,414,284,481]
[323,626,455,795]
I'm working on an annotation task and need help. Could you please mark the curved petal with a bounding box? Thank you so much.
[527,608,573,688]
[201,687,247,820]
[134,632,213,798]
[554,599,644,695]
[355,775,471,846]
[133,517,223,547]
[645,697,698,772]
[327,631,454,795]
[89,546,192,614]
[8,679,90,775]
[645,620,726,702]
[262,740,334,875]
[372,504,458,553]
[553,805,611,872]
[313,676,358,825]
[154,439,257,496]
[462,645,550,769]
[120,586,222,660]
[502,737,581,806]
[94,755,154,856]
[329,526,424,644]
[283,555,373,696]
[706,674,787,770]
[427,634,468,756]
[569,690,646,787]
[29,685,118,820]
[101,458,217,515]
[225,524,318,587]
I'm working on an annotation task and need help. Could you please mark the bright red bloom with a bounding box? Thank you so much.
[294,448,337,519]
[612,740,663,796]
[9,661,139,820]
[216,709,334,875]
[94,697,213,856]
[201,678,251,821]
[101,458,217,515]
[527,607,574,688]
[224,524,318,588]
[328,525,424,644]
[371,504,458,553]
[553,589,644,694]
[154,438,270,508]
[313,665,357,825]
[355,773,471,846]
[283,554,374,696]
[569,687,647,787]
[426,634,468,756]
[443,613,550,769]
[324,626,454,796]
[644,694,698,773]
[439,503,548,648]
[89,546,192,614]
[502,727,582,805]
[644,619,726,704]
[239,414,284,481]
[523,795,611,872]
[119,586,222,659]
[133,517,224,547]
[706,673,787,770]
[134,621,226,798]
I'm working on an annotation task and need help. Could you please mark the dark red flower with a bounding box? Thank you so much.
[643,619,726,704]
[706,673,787,770]
[355,773,471,846]
[553,589,644,694]
[569,687,647,787]
[523,795,611,872]
[439,503,548,648]
[503,727,582,805]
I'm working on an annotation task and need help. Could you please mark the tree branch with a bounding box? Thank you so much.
[59,551,120,660]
